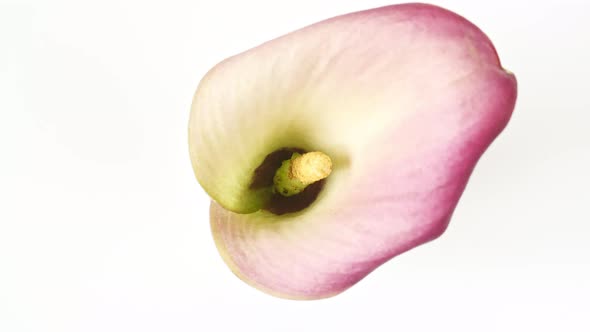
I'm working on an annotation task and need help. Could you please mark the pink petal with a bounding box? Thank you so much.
[197,4,517,299]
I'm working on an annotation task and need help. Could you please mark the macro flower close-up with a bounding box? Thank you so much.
[189,3,517,299]
[6,0,590,330]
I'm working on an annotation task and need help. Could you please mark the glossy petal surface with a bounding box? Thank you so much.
[189,3,517,299]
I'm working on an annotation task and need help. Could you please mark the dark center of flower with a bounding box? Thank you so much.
[250,148,327,215]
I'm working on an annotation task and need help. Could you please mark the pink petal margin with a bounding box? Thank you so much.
[207,3,517,299]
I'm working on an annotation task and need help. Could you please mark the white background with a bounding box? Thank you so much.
[1,0,589,331]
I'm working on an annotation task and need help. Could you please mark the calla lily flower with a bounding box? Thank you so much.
[189,3,517,299]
